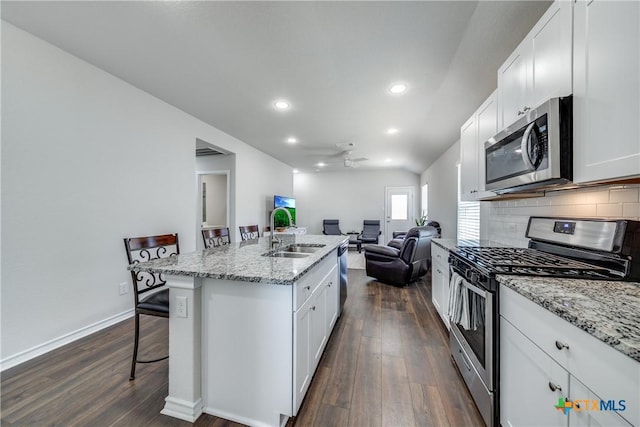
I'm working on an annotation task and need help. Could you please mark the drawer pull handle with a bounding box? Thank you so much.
[304,286,311,290]
[548,382,562,392]
[565,398,580,409]
[328,281,332,287]
[311,306,316,311]
[555,340,570,350]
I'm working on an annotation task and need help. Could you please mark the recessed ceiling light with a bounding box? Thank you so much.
[287,137,298,144]
[386,128,399,135]
[317,162,326,167]
[273,99,291,110]
[293,169,299,173]
[385,158,393,163]
[388,83,408,95]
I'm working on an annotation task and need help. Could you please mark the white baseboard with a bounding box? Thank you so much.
[0,309,134,372]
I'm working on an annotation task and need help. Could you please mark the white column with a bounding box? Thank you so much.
[161,275,203,422]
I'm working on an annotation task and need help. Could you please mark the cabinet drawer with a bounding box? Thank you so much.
[294,251,336,311]
[431,243,449,266]
[500,284,640,426]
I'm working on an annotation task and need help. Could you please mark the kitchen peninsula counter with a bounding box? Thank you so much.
[130,234,347,284]
[129,234,347,427]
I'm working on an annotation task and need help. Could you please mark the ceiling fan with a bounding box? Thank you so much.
[339,150,368,168]
[307,142,368,168]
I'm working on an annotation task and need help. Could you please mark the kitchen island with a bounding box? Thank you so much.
[130,234,348,426]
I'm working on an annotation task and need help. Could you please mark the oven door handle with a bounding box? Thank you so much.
[458,275,488,299]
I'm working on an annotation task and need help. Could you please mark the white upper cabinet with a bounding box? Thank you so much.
[498,0,573,130]
[498,44,530,130]
[573,0,640,183]
[460,90,499,201]
[460,115,478,201]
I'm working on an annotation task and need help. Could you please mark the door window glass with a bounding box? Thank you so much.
[391,194,408,220]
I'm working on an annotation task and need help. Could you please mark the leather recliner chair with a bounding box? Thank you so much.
[363,225,438,286]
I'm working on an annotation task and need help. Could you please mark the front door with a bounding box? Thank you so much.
[384,186,415,243]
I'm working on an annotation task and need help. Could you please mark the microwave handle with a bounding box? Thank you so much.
[520,122,537,171]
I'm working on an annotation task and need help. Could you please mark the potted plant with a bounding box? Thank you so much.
[415,212,428,226]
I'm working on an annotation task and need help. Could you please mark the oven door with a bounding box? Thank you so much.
[449,271,493,390]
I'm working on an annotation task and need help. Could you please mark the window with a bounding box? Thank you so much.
[421,184,428,219]
[457,164,480,241]
[391,194,408,220]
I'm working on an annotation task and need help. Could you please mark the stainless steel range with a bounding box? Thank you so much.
[448,216,640,427]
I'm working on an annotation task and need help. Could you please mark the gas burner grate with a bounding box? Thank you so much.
[452,247,614,279]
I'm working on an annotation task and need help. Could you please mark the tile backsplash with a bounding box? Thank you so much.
[484,184,640,247]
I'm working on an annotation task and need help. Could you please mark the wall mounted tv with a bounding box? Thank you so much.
[273,195,296,228]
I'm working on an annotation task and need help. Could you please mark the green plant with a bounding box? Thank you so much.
[415,214,428,226]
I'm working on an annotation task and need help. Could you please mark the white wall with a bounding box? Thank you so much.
[293,169,420,237]
[421,141,460,239]
[1,22,292,368]
[484,184,640,247]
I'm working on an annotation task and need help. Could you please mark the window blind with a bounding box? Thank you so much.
[457,165,480,241]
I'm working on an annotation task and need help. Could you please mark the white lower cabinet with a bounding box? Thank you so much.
[500,284,639,427]
[293,261,338,414]
[501,317,569,427]
[430,243,450,329]
[294,297,312,412]
[569,376,632,427]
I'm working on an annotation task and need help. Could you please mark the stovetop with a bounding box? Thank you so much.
[451,246,618,280]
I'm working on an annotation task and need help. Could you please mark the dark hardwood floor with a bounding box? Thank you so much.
[1,269,483,427]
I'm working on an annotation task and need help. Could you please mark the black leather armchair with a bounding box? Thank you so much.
[388,221,441,249]
[363,226,438,286]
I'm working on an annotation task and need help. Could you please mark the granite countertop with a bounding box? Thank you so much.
[498,275,640,363]
[129,234,348,286]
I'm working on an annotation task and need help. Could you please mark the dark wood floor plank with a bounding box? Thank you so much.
[381,354,415,427]
[320,317,362,409]
[1,268,483,427]
[347,336,382,426]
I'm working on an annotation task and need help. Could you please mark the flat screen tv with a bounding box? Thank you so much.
[273,195,296,228]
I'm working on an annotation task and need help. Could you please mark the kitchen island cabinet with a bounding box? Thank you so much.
[130,234,346,427]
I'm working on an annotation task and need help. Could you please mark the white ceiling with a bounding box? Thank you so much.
[1,1,551,174]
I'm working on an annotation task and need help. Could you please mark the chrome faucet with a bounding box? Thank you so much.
[270,207,293,247]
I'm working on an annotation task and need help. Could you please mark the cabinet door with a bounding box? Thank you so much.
[569,376,632,427]
[460,116,478,201]
[325,265,339,332]
[294,302,312,413]
[529,0,573,108]
[500,317,569,427]
[573,0,640,183]
[310,284,327,372]
[498,41,531,129]
[475,91,498,193]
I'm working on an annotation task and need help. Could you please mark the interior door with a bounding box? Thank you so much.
[384,186,415,243]
[196,171,230,250]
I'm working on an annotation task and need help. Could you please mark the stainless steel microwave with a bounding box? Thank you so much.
[484,96,572,194]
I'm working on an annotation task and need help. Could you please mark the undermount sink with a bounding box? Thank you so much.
[280,244,325,253]
[268,252,311,258]
[263,244,326,258]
